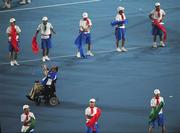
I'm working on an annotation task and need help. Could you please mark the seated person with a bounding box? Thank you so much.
[27,80,43,100]
[26,65,58,101]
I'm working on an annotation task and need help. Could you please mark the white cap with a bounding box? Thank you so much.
[155,2,160,6]
[82,12,88,18]
[89,98,96,103]
[117,6,125,12]
[23,105,29,110]
[154,89,160,95]
[10,18,16,23]
[42,16,48,21]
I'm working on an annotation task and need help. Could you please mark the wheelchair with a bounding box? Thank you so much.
[26,80,60,106]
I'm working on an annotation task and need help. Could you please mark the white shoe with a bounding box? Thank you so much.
[87,51,94,56]
[19,0,26,4]
[160,42,165,47]
[42,57,46,62]
[13,60,20,66]
[10,61,14,66]
[152,43,157,48]
[27,0,31,3]
[76,52,81,58]
[121,47,127,52]
[116,47,122,52]
[45,56,50,61]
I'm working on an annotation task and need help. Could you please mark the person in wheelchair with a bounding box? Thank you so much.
[26,65,58,103]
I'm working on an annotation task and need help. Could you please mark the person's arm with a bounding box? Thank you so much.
[30,112,35,120]
[87,18,92,29]
[49,23,56,34]
[42,65,49,76]
[50,25,56,34]
[149,13,154,20]
[51,28,56,34]
[6,27,11,41]
[35,24,41,37]
[160,10,166,23]
[15,26,21,40]
[35,30,39,37]
[85,108,91,122]
[149,9,155,21]
[79,19,84,32]
[86,115,92,119]
[161,97,165,105]
[8,33,11,41]
[150,98,157,108]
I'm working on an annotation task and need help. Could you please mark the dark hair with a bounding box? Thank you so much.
[35,80,40,83]
[51,66,58,72]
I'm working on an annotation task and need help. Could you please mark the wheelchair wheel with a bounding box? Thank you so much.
[49,97,58,106]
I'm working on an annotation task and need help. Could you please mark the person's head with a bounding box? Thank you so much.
[50,66,58,72]
[82,12,88,20]
[9,17,15,26]
[117,6,124,14]
[154,89,160,98]
[23,105,30,113]
[42,16,48,25]
[155,2,160,11]
[89,98,96,108]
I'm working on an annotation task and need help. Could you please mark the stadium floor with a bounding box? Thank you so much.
[0,0,180,133]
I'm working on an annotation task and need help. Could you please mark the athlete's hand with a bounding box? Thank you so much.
[8,36,11,41]
[16,35,19,41]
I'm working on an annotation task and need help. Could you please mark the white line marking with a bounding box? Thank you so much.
[0,0,101,13]
[0,46,141,65]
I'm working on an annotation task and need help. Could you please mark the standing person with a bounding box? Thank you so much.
[148,89,166,133]
[149,2,166,48]
[3,0,11,8]
[21,105,36,133]
[76,12,94,58]
[85,98,101,133]
[35,16,56,62]
[6,17,21,66]
[19,0,31,5]
[114,6,127,52]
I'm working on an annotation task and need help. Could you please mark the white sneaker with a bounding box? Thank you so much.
[13,60,20,66]
[42,57,46,62]
[152,43,157,48]
[87,51,94,56]
[121,47,127,52]
[45,56,50,61]
[10,61,14,66]
[116,47,122,52]
[160,42,165,47]
[19,0,26,4]
[27,0,31,3]
[76,52,81,58]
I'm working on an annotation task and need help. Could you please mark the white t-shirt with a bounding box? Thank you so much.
[21,112,35,132]
[6,25,21,34]
[37,22,53,39]
[150,9,166,24]
[79,18,92,33]
[115,13,126,28]
[85,106,97,122]
[151,96,164,114]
